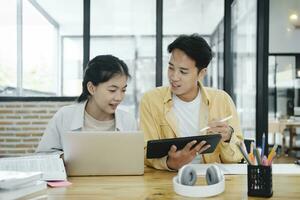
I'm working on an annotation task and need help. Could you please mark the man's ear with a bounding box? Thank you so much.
[87,81,95,95]
[198,68,207,80]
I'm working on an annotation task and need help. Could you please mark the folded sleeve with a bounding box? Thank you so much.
[219,92,244,163]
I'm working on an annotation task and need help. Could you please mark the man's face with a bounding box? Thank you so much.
[168,48,205,101]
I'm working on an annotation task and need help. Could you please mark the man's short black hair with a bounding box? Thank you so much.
[167,33,212,70]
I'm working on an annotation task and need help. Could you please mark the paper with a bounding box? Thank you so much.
[47,181,72,188]
[0,154,67,181]
[0,171,42,189]
[190,163,300,175]
[0,181,46,200]
[273,164,300,174]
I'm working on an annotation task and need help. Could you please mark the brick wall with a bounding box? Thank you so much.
[0,101,73,157]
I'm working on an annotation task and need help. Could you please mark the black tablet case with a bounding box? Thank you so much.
[146,134,222,159]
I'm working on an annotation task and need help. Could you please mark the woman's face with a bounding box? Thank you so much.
[87,74,128,115]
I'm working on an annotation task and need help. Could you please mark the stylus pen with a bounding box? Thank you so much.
[199,115,233,132]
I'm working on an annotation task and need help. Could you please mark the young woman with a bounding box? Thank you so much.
[36,55,137,153]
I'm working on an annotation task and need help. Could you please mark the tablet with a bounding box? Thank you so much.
[146,134,222,159]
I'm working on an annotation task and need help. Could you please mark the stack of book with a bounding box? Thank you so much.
[0,153,67,199]
[0,171,47,200]
[0,153,67,181]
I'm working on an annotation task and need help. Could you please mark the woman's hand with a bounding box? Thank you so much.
[166,140,210,170]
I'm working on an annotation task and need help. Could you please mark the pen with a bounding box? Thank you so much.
[257,147,262,159]
[261,133,265,158]
[267,144,278,165]
[254,148,262,165]
[219,115,233,122]
[262,155,268,166]
[241,142,248,157]
[250,142,254,155]
[248,153,256,165]
[200,115,233,132]
[236,142,252,165]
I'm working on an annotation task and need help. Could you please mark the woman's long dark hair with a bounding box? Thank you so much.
[77,55,130,102]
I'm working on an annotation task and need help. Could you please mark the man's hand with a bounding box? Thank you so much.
[207,120,233,142]
[166,140,210,170]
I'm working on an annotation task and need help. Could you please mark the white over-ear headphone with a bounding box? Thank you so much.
[173,165,225,197]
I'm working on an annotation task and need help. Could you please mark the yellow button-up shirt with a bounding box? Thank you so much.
[139,82,243,170]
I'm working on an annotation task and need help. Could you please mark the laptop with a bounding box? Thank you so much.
[62,131,144,176]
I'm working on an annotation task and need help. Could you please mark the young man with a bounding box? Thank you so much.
[139,34,243,170]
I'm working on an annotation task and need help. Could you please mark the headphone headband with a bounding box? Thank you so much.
[173,175,225,197]
[173,165,225,197]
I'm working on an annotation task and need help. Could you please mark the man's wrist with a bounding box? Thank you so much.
[225,126,234,143]
[166,156,177,170]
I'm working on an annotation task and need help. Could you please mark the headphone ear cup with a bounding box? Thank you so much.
[206,165,224,185]
[178,165,197,186]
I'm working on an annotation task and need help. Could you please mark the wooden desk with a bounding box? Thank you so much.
[46,167,300,200]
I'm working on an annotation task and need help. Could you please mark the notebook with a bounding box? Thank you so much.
[63,131,144,176]
[0,154,67,181]
[0,181,46,200]
[0,171,42,189]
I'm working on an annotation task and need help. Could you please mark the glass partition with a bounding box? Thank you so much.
[90,0,156,116]
[0,0,17,96]
[231,0,257,139]
[163,0,224,87]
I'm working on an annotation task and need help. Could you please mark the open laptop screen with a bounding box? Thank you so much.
[62,131,144,176]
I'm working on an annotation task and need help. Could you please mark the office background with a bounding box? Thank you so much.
[0,0,299,158]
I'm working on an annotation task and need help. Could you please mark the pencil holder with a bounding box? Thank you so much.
[247,165,273,197]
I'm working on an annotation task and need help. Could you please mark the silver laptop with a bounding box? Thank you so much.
[62,131,144,176]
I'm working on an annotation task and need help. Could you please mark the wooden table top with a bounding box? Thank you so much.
[44,167,300,200]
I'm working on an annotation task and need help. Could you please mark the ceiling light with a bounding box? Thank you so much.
[289,14,298,21]
[297,70,300,78]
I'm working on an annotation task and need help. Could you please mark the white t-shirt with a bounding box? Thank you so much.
[172,91,202,163]
[172,91,201,137]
